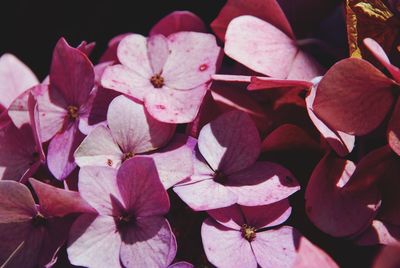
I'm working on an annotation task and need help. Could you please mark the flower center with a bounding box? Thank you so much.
[213,169,228,184]
[241,224,256,242]
[31,213,47,227]
[116,213,136,229]
[150,73,164,88]
[67,105,79,120]
[122,152,134,162]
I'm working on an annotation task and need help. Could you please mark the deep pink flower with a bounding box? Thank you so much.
[35,38,96,180]
[201,199,299,268]
[74,95,193,189]
[174,111,299,211]
[0,178,93,267]
[67,157,176,268]
[372,243,400,268]
[101,32,221,123]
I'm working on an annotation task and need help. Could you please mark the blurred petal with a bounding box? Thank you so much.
[373,243,400,268]
[388,98,400,156]
[293,236,339,268]
[150,11,206,36]
[356,220,400,245]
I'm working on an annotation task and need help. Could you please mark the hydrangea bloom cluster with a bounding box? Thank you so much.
[1,0,399,267]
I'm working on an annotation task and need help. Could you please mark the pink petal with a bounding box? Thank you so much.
[373,243,400,268]
[313,58,396,135]
[248,76,313,91]
[356,220,400,246]
[207,205,245,230]
[0,181,36,222]
[147,35,170,74]
[252,226,300,268]
[305,153,381,237]
[74,125,123,168]
[306,77,355,156]
[101,64,153,102]
[47,124,84,180]
[241,199,292,229]
[162,32,220,90]
[287,50,324,80]
[117,157,169,217]
[67,215,122,268]
[201,218,257,268]
[226,161,300,206]
[211,0,294,41]
[35,86,67,142]
[50,38,95,106]
[78,166,121,215]
[108,95,174,154]
[117,34,153,78]
[198,110,260,174]
[0,54,38,109]
[293,236,339,268]
[150,11,206,37]
[364,38,400,83]
[144,84,207,123]
[29,178,95,217]
[0,122,41,181]
[225,15,297,79]
[173,179,238,211]
[388,98,400,156]
[145,134,194,189]
[120,217,176,268]
[168,261,194,268]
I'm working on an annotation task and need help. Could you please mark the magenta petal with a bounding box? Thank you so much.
[101,64,153,101]
[162,32,220,90]
[388,98,400,156]
[356,220,400,246]
[225,15,297,78]
[47,124,84,180]
[29,178,94,217]
[67,215,122,268]
[117,34,153,77]
[145,85,207,123]
[146,134,194,189]
[120,217,176,268]
[174,179,238,211]
[147,35,170,74]
[306,77,355,156]
[0,181,36,222]
[252,226,300,268]
[207,205,245,230]
[305,153,381,237]
[50,38,94,106]
[373,244,400,268]
[248,76,313,91]
[241,199,292,229]
[150,11,206,37]
[201,218,257,268]
[313,58,396,135]
[198,110,261,174]
[117,157,169,217]
[0,54,38,109]
[226,161,300,206]
[293,236,339,268]
[78,166,121,215]
[74,125,123,168]
[108,95,174,154]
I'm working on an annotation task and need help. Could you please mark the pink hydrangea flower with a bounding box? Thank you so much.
[201,199,299,268]
[101,32,221,123]
[67,157,177,268]
[74,95,193,189]
[35,38,96,180]
[0,179,93,267]
[174,111,300,210]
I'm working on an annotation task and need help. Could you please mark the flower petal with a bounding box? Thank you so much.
[67,215,122,268]
[147,35,170,75]
[313,58,396,135]
[117,157,169,217]
[108,95,174,154]
[293,236,339,268]
[226,161,300,206]
[287,50,324,81]
[198,110,260,174]
[207,204,245,230]
[388,98,400,156]
[225,15,297,78]
[150,11,206,37]
[50,38,95,106]
[201,218,257,268]
[251,226,300,268]
[356,220,400,246]
[120,217,176,268]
